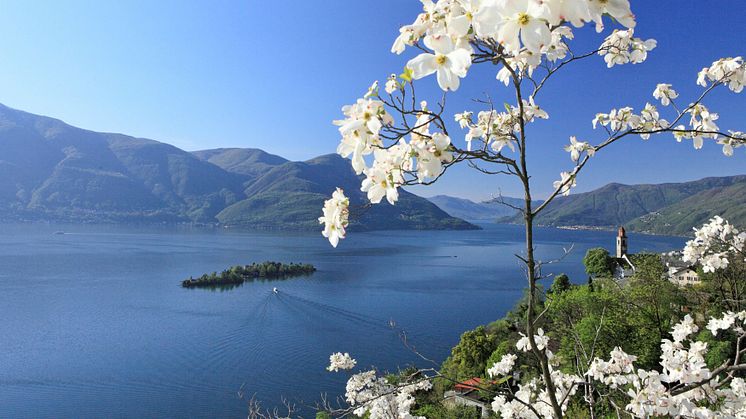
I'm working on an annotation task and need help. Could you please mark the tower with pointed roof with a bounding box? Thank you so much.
[616,226,628,258]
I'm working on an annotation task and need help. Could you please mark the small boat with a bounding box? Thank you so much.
[272,287,278,294]
[53,231,65,235]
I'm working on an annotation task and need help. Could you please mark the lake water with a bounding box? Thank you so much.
[0,223,686,418]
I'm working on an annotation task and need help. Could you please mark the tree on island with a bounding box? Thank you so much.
[181,261,315,288]
[313,1,746,418]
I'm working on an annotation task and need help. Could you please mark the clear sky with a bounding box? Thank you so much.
[0,1,744,200]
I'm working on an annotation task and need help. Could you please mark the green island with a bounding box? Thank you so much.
[181,261,316,288]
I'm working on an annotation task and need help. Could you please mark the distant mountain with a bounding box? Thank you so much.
[217,154,477,231]
[500,176,746,235]
[0,103,475,231]
[0,104,246,223]
[191,148,287,179]
[426,195,527,221]
[627,180,746,234]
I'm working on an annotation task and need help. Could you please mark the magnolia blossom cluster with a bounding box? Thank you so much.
[454,98,548,152]
[393,0,640,92]
[487,353,517,377]
[707,311,746,336]
[586,347,637,388]
[327,352,357,372]
[488,312,746,418]
[674,103,721,150]
[598,29,656,68]
[698,56,746,94]
[682,216,746,273]
[490,370,580,419]
[590,314,746,418]
[328,353,432,419]
[334,98,393,175]
[322,0,653,247]
[592,104,669,136]
[564,136,594,162]
[318,188,349,248]
[496,25,575,86]
[553,170,577,197]
[671,57,746,155]
[489,330,580,418]
[590,56,746,163]
[516,327,549,352]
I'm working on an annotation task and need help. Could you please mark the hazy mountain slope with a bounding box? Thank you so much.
[0,104,246,222]
[192,148,288,179]
[0,104,475,231]
[426,195,525,221]
[628,181,746,235]
[501,176,746,235]
[217,154,478,231]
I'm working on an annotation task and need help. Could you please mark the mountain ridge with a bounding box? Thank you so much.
[0,103,475,231]
[499,175,746,235]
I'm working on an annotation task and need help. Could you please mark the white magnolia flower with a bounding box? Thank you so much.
[363,81,379,99]
[638,103,668,140]
[588,0,636,32]
[697,57,746,93]
[361,144,411,205]
[412,132,454,182]
[454,110,473,129]
[384,74,398,94]
[344,368,430,419]
[407,34,472,91]
[327,352,357,372]
[449,0,501,39]
[564,136,594,162]
[653,83,679,106]
[516,328,549,352]
[543,26,574,62]
[465,125,484,151]
[520,97,549,122]
[672,315,698,342]
[683,217,745,273]
[593,106,641,132]
[599,29,656,68]
[553,171,576,196]
[545,0,591,27]
[495,0,552,53]
[334,98,393,174]
[688,104,720,149]
[487,353,517,377]
[719,135,745,156]
[319,188,350,248]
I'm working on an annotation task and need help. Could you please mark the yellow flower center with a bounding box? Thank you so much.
[436,54,448,66]
[466,12,473,21]
[363,112,372,120]
[517,13,530,26]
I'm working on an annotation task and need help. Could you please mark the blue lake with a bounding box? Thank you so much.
[0,223,686,418]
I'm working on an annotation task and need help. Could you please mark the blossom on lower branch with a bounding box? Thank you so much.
[682,216,746,273]
[327,352,357,372]
[319,188,349,248]
[485,312,746,418]
[326,352,432,419]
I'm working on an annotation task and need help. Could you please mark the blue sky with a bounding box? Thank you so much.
[0,1,744,200]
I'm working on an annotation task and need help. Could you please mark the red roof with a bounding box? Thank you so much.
[455,378,484,392]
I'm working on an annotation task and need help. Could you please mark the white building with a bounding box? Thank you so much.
[669,266,701,287]
[662,250,701,287]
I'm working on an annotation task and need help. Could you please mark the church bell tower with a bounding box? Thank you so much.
[616,226,628,258]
